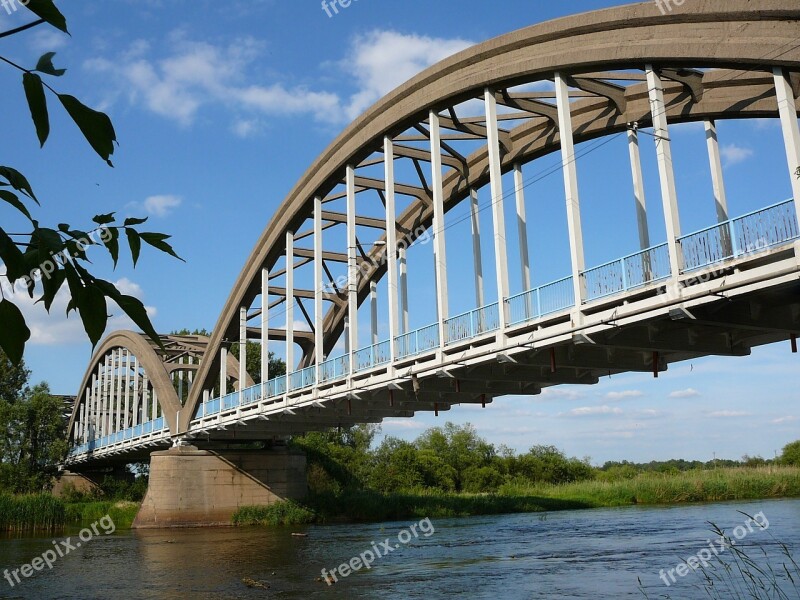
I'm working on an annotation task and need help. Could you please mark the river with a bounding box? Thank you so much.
[1,498,798,599]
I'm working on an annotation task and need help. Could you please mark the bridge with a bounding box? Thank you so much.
[59,1,800,526]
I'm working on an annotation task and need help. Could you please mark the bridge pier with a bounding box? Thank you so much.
[132,445,307,529]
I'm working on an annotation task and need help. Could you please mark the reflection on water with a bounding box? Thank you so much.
[0,499,798,599]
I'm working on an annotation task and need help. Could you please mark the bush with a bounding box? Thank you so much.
[779,440,800,466]
[0,493,65,531]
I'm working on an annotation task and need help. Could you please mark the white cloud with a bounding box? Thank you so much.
[564,405,623,417]
[85,29,472,130]
[669,388,700,399]
[605,390,643,401]
[540,387,583,401]
[708,411,750,418]
[2,278,157,346]
[720,144,754,166]
[340,30,473,120]
[772,416,797,425]
[143,194,182,217]
[29,28,68,53]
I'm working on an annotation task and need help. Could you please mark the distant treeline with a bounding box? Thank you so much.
[291,423,800,495]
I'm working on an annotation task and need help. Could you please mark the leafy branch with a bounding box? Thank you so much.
[0,0,183,363]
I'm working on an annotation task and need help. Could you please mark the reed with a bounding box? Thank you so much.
[232,500,316,527]
[64,501,140,529]
[0,493,66,531]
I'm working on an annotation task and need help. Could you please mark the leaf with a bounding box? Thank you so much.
[0,190,32,221]
[23,0,69,34]
[125,228,141,267]
[123,217,148,227]
[94,279,163,349]
[34,52,66,77]
[92,213,115,225]
[0,300,31,364]
[57,95,116,165]
[23,73,50,147]
[38,268,66,312]
[0,166,38,203]
[76,284,108,347]
[0,228,28,281]
[139,232,185,262]
[103,227,119,268]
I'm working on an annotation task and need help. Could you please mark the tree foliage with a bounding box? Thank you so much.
[0,350,67,493]
[0,0,182,363]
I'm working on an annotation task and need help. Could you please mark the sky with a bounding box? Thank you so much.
[0,0,797,464]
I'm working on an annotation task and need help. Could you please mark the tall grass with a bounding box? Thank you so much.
[232,500,316,526]
[65,501,140,530]
[0,494,65,531]
[499,467,800,507]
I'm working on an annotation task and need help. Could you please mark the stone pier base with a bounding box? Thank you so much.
[132,445,307,529]
[52,471,102,498]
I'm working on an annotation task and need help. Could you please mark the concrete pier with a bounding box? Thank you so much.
[132,445,307,528]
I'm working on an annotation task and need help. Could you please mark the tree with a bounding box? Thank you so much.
[0,349,30,404]
[0,362,67,493]
[779,440,800,467]
[0,0,182,364]
[229,341,286,383]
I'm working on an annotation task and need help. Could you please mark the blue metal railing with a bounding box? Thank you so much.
[395,323,439,359]
[354,340,392,373]
[507,276,574,325]
[581,243,671,302]
[444,303,500,345]
[679,199,798,272]
[69,416,167,457]
[320,355,349,382]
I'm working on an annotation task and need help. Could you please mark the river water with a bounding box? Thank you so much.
[1,498,798,599]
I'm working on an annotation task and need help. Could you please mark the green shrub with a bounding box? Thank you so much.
[0,493,65,531]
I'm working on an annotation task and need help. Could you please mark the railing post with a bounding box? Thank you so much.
[730,219,740,258]
[620,258,628,291]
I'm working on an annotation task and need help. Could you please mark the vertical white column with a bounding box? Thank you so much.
[346,164,359,371]
[104,352,113,436]
[177,356,184,404]
[554,73,587,309]
[142,373,149,422]
[399,246,409,334]
[115,349,123,433]
[646,66,683,278]
[627,128,651,250]
[89,374,97,441]
[261,268,269,397]
[704,120,729,223]
[220,346,228,398]
[82,391,89,442]
[239,306,247,405]
[485,90,511,331]
[514,164,532,293]
[469,188,485,307]
[370,281,378,346]
[286,231,295,376]
[132,356,139,427]
[314,197,325,384]
[151,387,158,422]
[384,137,400,362]
[774,68,800,220]
[123,349,131,429]
[429,110,449,347]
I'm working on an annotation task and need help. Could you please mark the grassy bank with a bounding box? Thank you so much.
[233,466,800,526]
[501,466,800,507]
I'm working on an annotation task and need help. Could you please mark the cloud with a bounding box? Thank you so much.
[669,388,700,399]
[85,29,472,130]
[563,405,623,417]
[772,416,797,425]
[29,28,68,53]
[2,278,156,346]
[720,144,754,166]
[605,390,643,401]
[540,388,583,401]
[143,194,182,217]
[340,30,473,120]
[708,411,750,418]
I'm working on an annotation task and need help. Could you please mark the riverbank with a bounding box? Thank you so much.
[233,466,800,526]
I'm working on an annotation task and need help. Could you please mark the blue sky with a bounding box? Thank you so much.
[0,0,797,463]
